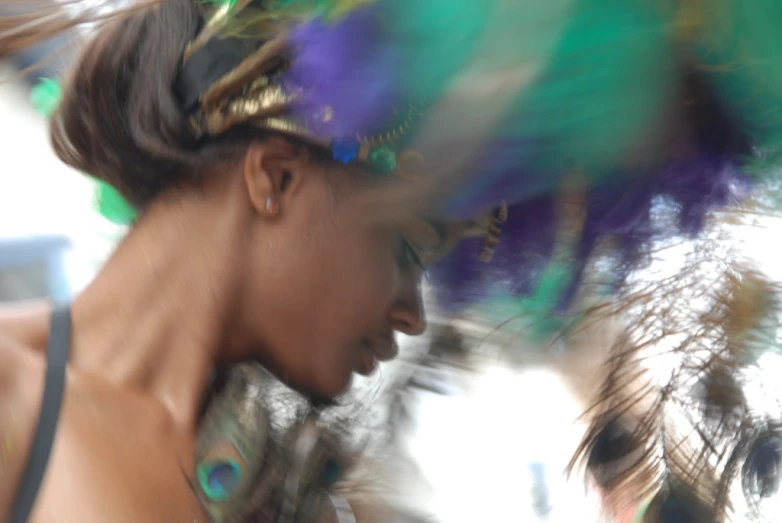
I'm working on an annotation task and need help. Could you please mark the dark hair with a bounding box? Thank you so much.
[3,0,367,212]
[0,0,292,209]
[0,1,115,59]
[51,0,253,208]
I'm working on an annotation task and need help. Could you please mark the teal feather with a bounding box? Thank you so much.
[694,0,782,180]
[385,0,494,101]
[475,262,576,343]
[395,0,680,205]
[504,0,677,176]
[194,364,272,523]
[30,78,62,118]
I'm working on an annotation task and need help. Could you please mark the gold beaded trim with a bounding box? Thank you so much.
[204,76,294,136]
[355,101,427,148]
[479,202,509,263]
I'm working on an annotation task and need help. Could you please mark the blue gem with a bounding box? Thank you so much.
[331,139,360,164]
[321,458,342,487]
[197,459,242,502]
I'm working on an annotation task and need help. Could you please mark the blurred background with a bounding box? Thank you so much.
[0,73,114,302]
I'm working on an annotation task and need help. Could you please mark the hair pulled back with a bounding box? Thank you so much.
[53,0,234,208]
[2,0,269,209]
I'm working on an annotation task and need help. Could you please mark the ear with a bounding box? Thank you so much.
[243,138,307,215]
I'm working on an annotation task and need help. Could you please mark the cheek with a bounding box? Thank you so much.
[319,231,400,341]
[304,232,397,353]
[263,223,399,396]
[330,237,398,309]
[360,226,409,310]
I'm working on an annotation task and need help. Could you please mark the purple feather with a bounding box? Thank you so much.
[433,153,749,314]
[281,15,757,314]
[432,76,756,314]
[283,8,402,140]
[431,197,557,313]
[441,139,554,220]
[659,157,748,235]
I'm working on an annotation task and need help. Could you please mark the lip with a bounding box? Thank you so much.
[355,345,378,376]
[365,335,399,362]
[354,336,398,376]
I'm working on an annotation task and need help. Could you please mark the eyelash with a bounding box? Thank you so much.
[399,238,425,270]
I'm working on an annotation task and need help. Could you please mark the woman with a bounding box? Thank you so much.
[0,0,479,521]
[5,0,782,521]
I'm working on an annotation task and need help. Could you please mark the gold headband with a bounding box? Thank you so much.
[176,0,506,256]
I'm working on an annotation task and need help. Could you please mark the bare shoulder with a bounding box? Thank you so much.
[0,328,46,520]
[0,300,52,351]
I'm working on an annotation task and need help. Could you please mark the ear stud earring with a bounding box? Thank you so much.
[265,197,280,215]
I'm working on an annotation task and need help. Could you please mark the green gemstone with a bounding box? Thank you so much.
[368,145,397,174]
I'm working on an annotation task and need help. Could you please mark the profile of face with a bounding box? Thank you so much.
[221,137,452,400]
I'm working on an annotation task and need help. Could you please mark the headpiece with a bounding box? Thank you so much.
[30,0,782,317]
[173,0,782,321]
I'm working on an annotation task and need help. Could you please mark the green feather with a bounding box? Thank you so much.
[30,78,62,118]
[476,261,576,343]
[387,0,494,100]
[694,0,782,181]
[202,0,238,7]
[31,78,138,226]
[505,0,676,177]
[96,183,138,226]
[392,0,678,198]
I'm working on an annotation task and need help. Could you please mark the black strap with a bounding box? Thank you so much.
[10,305,72,523]
[173,36,261,113]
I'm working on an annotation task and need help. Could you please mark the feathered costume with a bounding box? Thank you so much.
[29,0,782,313]
[17,0,782,521]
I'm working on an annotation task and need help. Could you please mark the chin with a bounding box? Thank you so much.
[293,371,354,406]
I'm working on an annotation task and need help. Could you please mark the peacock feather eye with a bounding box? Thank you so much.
[320,457,342,487]
[197,458,243,502]
[743,433,782,500]
[657,494,695,523]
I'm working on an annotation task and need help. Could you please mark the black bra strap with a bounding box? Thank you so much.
[10,305,72,523]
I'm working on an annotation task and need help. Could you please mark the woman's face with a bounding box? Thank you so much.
[234,140,453,400]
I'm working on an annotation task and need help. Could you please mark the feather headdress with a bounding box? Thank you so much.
[18,0,782,314]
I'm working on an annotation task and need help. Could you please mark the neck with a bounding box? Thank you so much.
[70,191,246,429]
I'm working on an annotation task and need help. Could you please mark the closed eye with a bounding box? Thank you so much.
[400,237,425,270]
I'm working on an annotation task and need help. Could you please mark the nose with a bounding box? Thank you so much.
[389,277,427,336]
